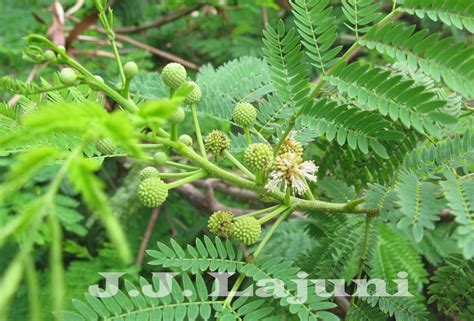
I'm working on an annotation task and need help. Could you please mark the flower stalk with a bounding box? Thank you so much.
[166,170,207,189]
[223,150,256,180]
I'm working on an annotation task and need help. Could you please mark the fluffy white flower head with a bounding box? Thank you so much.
[265,152,318,195]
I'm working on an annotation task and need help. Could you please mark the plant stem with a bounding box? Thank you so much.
[244,127,252,144]
[165,160,199,171]
[146,135,376,215]
[140,143,164,150]
[346,216,373,320]
[304,178,316,200]
[123,77,131,98]
[223,150,256,180]
[258,205,289,224]
[159,171,200,179]
[284,187,291,206]
[170,124,178,141]
[157,128,171,138]
[223,208,292,307]
[166,170,207,189]
[190,104,206,157]
[273,116,295,156]
[239,204,282,218]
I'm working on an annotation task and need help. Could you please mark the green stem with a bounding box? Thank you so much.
[165,160,199,171]
[111,39,126,87]
[123,77,131,98]
[273,116,295,156]
[166,170,207,189]
[157,128,171,138]
[284,187,291,206]
[191,104,206,157]
[254,208,292,257]
[239,204,281,218]
[258,205,289,224]
[223,208,292,307]
[170,124,178,141]
[346,216,373,320]
[244,127,252,144]
[223,150,256,180]
[145,136,376,214]
[304,178,315,200]
[140,143,164,150]
[159,171,200,179]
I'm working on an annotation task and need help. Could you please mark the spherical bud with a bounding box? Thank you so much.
[233,102,256,128]
[140,166,160,181]
[44,50,56,62]
[153,152,168,165]
[169,107,185,124]
[185,81,201,104]
[57,45,66,52]
[279,133,304,158]
[161,63,187,89]
[94,75,104,83]
[123,61,139,79]
[178,134,193,146]
[244,143,273,171]
[59,68,77,85]
[137,177,168,208]
[208,210,235,238]
[95,138,117,155]
[205,130,230,157]
[232,217,261,245]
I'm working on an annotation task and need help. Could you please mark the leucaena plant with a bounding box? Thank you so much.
[0,0,473,320]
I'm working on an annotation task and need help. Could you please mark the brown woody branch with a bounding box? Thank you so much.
[115,4,203,34]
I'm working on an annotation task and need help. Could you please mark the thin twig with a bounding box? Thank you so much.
[65,0,85,18]
[136,207,161,265]
[71,49,116,59]
[89,25,199,70]
[115,4,203,34]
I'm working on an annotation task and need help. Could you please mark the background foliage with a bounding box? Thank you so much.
[0,0,473,320]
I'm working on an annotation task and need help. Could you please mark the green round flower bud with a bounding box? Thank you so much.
[244,143,273,171]
[279,135,304,158]
[179,134,193,146]
[95,138,117,155]
[57,45,66,52]
[232,217,261,245]
[44,50,56,62]
[208,210,235,238]
[161,63,187,89]
[233,102,256,128]
[137,177,168,208]
[140,167,160,181]
[153,152,168,165]
[185,81,201,104]
[205,130,231,157]
[123,61,139,79]
[169,107,185,124]
[59,68,77,85]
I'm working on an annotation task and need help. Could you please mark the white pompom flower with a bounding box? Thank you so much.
[265,152,318,195]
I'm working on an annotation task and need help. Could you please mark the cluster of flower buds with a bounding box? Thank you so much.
[208,210,261,245]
